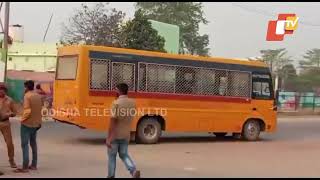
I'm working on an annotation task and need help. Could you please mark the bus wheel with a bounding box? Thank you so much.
[136,117,161,144]
[214,132,227,138]
[242,120,261,141]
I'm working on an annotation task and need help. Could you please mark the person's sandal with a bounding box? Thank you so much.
[0,171,4,176]
[13,168,29,173]
[9,161,17,168]
[132,170,141,178]
[28,166,37,170]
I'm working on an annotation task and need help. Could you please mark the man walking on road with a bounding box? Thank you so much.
[0,83,18,169]
[106,83,141,178]
[14,80,43,173]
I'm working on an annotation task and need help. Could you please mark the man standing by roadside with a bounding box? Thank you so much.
[0,83,18,169]
[106,83,141,178]
[14,80,43,173]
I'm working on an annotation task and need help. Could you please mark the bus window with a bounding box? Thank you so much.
[214,70,228,96]
[198,69,216,95]
[56,56,78,80]
[145,64,175,93]
[227,71,251,97]
[252,80,272,99]
[90,58,110,90]
[111,62,135,91]
[138,63,146,91]
[219,77,228,96]
[176,67,196,94]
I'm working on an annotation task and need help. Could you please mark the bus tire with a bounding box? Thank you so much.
[242,120,261,141]
[214,132,227,137]
[136,117,161,144]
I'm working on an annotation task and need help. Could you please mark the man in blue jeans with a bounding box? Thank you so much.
[14,80,43,173]
[106,83,140,178]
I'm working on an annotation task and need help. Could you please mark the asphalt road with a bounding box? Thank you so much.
[1,116,320,178]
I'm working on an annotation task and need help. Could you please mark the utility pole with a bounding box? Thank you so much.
[43,13,53,42]
[3,2,10,82]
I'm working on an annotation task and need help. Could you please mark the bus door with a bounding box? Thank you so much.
[251,74,277,128]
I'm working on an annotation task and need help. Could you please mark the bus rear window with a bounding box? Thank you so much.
[56,56,78,80]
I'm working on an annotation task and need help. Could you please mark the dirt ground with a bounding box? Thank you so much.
[1,116,320,178]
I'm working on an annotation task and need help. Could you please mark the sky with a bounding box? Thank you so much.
[6,2,320,64]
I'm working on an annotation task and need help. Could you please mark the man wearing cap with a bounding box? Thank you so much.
[0,83,18,168]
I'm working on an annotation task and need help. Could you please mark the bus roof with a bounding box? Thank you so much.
[58,45,269,68]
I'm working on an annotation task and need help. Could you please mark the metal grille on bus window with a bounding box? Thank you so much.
[111,63,135,91]
[139,62,251,98]
[175,66,199,95]
[175,67,250,97]
[146,64,175,93]
[201,69,227,96]
[215,69,229,96]
[138,63,147,91]
[227,71,251,97]
[90,58,110,90]
[200,69,227,96]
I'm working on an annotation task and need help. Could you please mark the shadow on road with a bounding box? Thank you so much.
[159,136,238,144]
[71,137,106,145]
[71,135,272,146]
[158,135,273,144]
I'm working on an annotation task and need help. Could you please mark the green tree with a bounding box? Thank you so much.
[136,2,210,56]
[61,3,125,46]
[260,48,292,74]
[260,48,292,90]
[278,64,297,91]
[283,67,320,92]
[184,34,210,56]
[119,9,166,52]
[279,64,297,79]
[300,48,320,68]
[299,67,320,90]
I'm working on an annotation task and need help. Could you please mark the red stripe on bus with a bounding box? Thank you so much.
[89,90,251,103]
[89,91,118,96]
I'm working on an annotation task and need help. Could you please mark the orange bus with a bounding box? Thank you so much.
[53,45,277,144]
